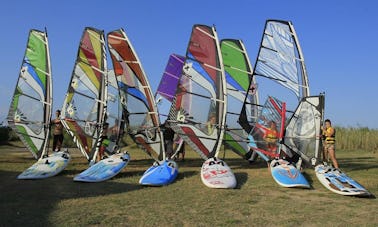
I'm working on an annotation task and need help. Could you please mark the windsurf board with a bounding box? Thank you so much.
[270,159,310,188]
[201,157,237,189]
[315,164,372,197]
[139,160,178,186]
[17,151,71,179]
[73,152,130,182]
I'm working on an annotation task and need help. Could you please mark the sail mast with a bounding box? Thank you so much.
[40,28,53,158]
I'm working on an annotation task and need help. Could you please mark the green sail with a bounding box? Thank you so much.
[221,39,257,158]
[7,30,52,159]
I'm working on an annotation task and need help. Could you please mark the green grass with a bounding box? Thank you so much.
[0,142,377,226]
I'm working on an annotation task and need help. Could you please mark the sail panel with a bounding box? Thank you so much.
[284,95,324,165]
[169,24,226,159]
[105,70,123,147]
[61,27,106,160]
[157,54,185,102]
[7,29,51,159]
[221,39,256,157]
[249,96,286,159]
[107,29,164,161]
[241,20,309,149]
[254,20,309,100]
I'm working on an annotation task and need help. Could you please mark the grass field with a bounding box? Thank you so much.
[0,142,377,226]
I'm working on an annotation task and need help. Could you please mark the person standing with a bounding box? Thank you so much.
[323,119,339,168]
[174,137,186,161]
[97,122,110,162]
[52,110,64,152]
[206,114,216,135]
[163,121,175,158]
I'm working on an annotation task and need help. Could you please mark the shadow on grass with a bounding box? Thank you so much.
[175,171,198,182]
[339,156,378,171]
[0,169,144,226]
[0,141,26,148]
[234,172,248,189]
[301,171,315,188]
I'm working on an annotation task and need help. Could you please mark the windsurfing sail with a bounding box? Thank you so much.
[107,28,165,161]
[239,20,311,161]
[7,29,52,159]
[220,39,258,158]
[168,24,227,160]
[248,96,286,160]
[61,27,107,162]
[240,19,309,134]
[254,19,309,101]
[155,54,187,158]
[283,94,325,166]
[156,54,185,122]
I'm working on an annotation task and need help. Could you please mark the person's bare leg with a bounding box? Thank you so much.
[328,147,339,168]
[323,146,329,163]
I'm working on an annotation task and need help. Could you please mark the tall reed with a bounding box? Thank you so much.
[335,127,378,152]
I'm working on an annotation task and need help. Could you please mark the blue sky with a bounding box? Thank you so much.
[1,0,377,128]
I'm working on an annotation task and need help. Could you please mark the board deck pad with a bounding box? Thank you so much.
[201,157,237,189]
[270,159,310,188]
[139,160,178,186]
[315,164,373,197]
[17,151,71,179]
[74,152,130,182]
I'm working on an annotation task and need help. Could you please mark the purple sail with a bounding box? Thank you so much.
[157,54,185,102]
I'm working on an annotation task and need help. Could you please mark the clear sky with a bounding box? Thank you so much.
[1,0,377,128]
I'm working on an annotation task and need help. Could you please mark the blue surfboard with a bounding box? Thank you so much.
[315,164,373,197]
[139,160,178,186]
[74,152,130,182]
[270,159,310,188]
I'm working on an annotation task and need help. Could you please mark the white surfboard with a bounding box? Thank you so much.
[201,157,237,189]
[17,151,71,179]
[74,152,130,182]
[315,164,372,197]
